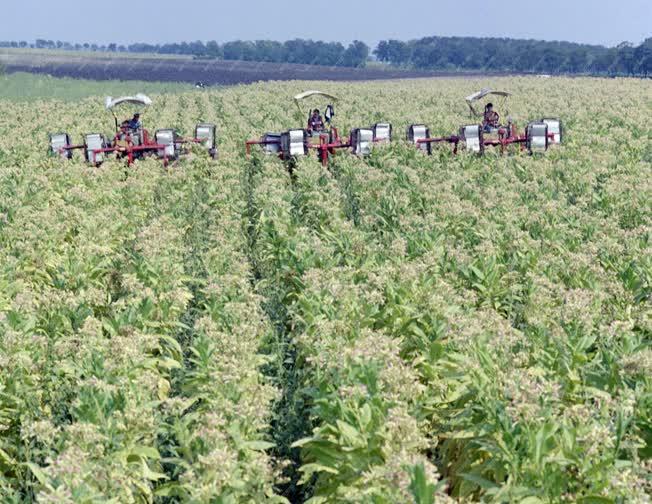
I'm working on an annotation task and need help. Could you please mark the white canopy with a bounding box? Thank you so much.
[105,94,153,110]
[294,90,338,104]
[294,90,338,116]
[465,88,510,103]
[465,88,511,117]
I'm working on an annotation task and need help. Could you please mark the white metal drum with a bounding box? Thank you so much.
[84,133,106,163]
[542,118,562,144]
[373,123,392,142]
[527,122,549,153]
[195,123,216,150]
[352,128,374,156]
[460,124,483,153]
[49,133,72,159]
[155,129,177,158]
[407,124,430,154]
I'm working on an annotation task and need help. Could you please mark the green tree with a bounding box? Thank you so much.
[342,40,369,68]
[634,38,652,75]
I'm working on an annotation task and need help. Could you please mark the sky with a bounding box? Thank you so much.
[3,0,650,48]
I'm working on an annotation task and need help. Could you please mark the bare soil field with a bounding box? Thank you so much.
[0,50,500,84]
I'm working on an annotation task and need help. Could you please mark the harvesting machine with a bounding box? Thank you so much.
[407,88,562,155]
[48,94,218,166]
[245,90,392,166]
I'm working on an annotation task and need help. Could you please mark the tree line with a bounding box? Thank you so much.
[0,39,370,68]
[375,37,652,76]
[1,36,650,75]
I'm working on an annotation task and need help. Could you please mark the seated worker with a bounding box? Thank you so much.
[128,113,142,130]
[308,109,325,133]
[115,120,131,145]
[483,103,500,132]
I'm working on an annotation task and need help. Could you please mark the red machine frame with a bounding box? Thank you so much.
[49,94,217,166]
[245,90,392,167]
[246,127,350,167]
[416,135,461,154]
[53,130,215,167]
[409,88,562,156]
[412,122,558,156]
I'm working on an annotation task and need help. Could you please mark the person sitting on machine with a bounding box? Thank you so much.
[308,109,325,134]
[127,113,142,130]
[483,103,500,132]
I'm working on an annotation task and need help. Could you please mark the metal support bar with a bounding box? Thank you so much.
[417,135,460,154]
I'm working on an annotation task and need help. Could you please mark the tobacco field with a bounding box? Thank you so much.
[0,77,650,503]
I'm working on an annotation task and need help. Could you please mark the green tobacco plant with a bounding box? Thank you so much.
[1,76,650,502]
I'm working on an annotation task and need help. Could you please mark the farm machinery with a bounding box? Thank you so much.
[245,90,392,166]
[407,88,562,155]
[48,94,217,166]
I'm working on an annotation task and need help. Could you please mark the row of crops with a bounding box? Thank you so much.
[0,77,650,502]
